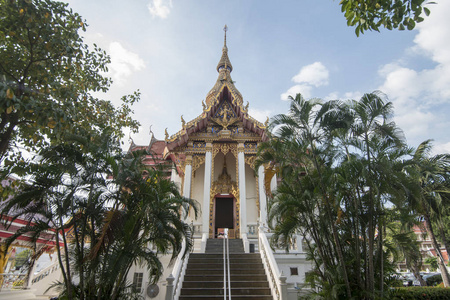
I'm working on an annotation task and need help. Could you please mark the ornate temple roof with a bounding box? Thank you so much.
[164,26,268,150]
[130,26,269,175]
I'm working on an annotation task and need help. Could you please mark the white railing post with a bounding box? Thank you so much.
[259,226,284,300]
[201,233,208,253]
[242,233,249,253]
[166,239,190,300]
[280,271,288,300]
[296,234,303,253]
[165,274,175,300]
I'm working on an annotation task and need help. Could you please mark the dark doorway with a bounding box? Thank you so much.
[214,197,234,237]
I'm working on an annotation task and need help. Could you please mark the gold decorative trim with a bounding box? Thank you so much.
[192,155,205,175]
[212,143,237,159]
[208,162,240,238]
[244,155,256,170]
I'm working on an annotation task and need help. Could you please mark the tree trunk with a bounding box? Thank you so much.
[408,259,427,286]
[0,113,18,160]
[438,223,450,260]
[310,149,352,298]
[423,211,450,287]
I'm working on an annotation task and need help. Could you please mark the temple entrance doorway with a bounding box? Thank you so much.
[214,196,235,238]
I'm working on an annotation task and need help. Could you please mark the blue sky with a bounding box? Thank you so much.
[64,0,450,153]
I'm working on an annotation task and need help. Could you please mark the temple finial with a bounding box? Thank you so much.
[216,25,233,73]
[223,24,228,47]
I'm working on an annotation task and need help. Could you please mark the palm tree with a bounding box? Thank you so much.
[1,133,198,299]
[258,93,353,298]
[407,140,450,286]
[87,150,198,300]
[257,92,409,299]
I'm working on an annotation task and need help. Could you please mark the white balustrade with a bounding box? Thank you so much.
[258,226,287,300]
[165,239,189,300]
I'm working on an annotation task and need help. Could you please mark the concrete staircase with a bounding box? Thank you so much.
[179,239,272,299]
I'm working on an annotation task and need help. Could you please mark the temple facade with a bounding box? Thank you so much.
[131,26,270,245]
[127,27,311,300]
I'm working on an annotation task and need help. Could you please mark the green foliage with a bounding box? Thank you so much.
[256,90,450,297]
[339,0,435,36]
[1,132,198,300]
[426,274,443,287]
[0,0,140,160]
[425,256,439,271]
[391,287,450,299]
[13,248,31,269]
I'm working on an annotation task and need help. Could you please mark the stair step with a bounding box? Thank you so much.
[180,239,271,299]
[182,281,269,288]
[187,263,263,269]
[190,253,261,258]
[180,287,271,296]
[185,269,266,277]
[188,258,262,264]
[184,274,269,281]
[180,296,273,300]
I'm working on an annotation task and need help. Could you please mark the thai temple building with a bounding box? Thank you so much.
[0,27,311,300]
[138,24,271,244]
[125,26,312,300]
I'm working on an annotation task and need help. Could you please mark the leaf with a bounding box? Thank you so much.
[6,106,13,114]
[47,120,56,129]
[6,89,14,99]
[423,7,430,16]
[407,19,416,30]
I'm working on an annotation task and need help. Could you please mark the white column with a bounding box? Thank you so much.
[258,165,268,227]
[238,146,247,237]
[202,147,212,236]
[269,172,277,230]
[182,158,192,199]
[270,172,277,193]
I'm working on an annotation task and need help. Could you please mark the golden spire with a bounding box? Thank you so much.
[216,24,233,73]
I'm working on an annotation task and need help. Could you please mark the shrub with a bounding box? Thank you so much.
[426,274,443,287]
[391,287,450,299]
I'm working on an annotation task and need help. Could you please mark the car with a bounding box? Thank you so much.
[400,273,415,286]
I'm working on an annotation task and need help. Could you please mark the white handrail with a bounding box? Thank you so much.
[223,234,226,300]
[259,226,287,300]
[226,229,231,300]
[30,260,60,285]
[166,239,189,300]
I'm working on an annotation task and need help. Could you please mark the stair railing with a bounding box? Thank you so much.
[30,260,60,285]
[222,229,232,300]
[223,231,227,300]
[165,239,189,300]
[226,229,231,300]
[259,226,288,300]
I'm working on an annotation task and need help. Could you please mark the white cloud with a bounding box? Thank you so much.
[148,0,172,19]
[433,141,450,155]
[414,2,450,65]
[280,84,312,101]
[281,62,329,101]
[292,62,329,87]
[248,108,271,123]
[376,1,450,149]
[108,42,145,86]
[324,91,363,101]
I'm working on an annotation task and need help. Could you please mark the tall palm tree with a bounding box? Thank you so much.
[258,93,353,298]
[87,150,198,300]
[407,140,450,286]
[1,133,198,299]
[257,92,409,299]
